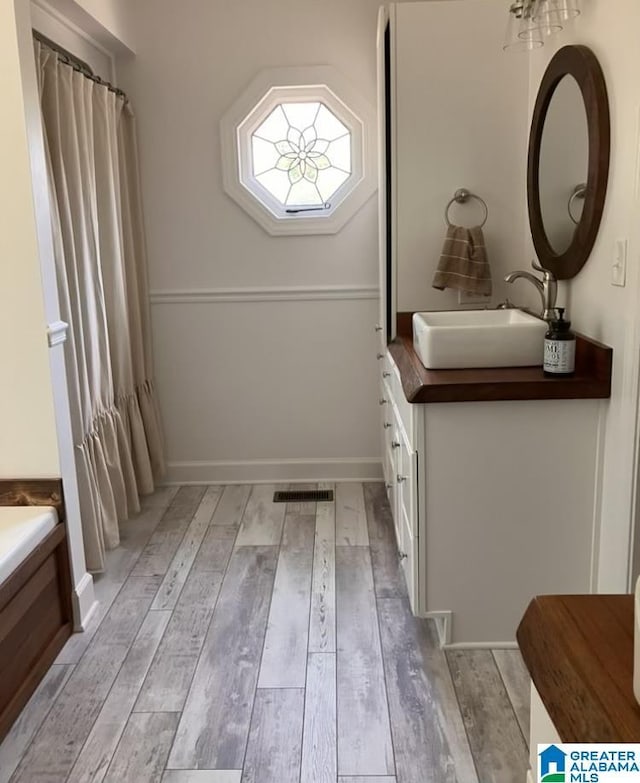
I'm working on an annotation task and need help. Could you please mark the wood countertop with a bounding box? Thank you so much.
[389,311,612,404]
[517,594,640,742]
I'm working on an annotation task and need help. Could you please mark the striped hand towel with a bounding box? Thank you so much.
[432,225,492,296]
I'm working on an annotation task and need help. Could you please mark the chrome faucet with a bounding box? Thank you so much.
[504,260,557,321]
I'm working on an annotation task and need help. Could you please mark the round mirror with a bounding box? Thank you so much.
[528,46,610,280]
[539,75,588,254]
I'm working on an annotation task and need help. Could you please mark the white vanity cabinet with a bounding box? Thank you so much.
[378,350,420,612]
[377,340,607,646]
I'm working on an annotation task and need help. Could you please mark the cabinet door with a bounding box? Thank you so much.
[397,422,418,610]
[400,515,417,613]
[398,424,418,538]
[389,359,413,449]
[390,419,403,549]
[378,372,396,517]
[382,423,396,517]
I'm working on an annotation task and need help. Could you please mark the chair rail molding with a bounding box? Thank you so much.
[150,284,380,305]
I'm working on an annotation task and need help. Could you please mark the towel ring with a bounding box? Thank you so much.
[445,188,488,228]
[568,183,586,225]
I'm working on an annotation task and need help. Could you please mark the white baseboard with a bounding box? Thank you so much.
[72,571,96,631]
[425,611,452,647]
[424,610,519,650]
[444,640,519,650]
[164,458,383,485]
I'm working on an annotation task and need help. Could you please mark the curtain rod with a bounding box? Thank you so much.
[33,30,128,102]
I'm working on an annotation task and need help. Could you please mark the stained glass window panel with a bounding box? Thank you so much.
[286,180,324,206]
[251,101,352,208]
[282,102,320,130]
[253,105,288,143]
[325,135,351,173]
[316,168,350,202]
[256,169,291,204]
[251,137,280,176]
[314,104,349,141]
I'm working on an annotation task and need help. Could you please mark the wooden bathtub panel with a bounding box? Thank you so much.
[0,556,59,645]
[0,524,66,606]
[0,523,72,742]
[0,559,63,700]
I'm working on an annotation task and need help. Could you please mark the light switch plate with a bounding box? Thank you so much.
[612,239,627,287]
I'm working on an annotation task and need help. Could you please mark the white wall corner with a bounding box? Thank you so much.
[31,0,136,55]
[31,1,116,80]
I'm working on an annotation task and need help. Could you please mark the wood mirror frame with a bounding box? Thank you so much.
[528,45,610,280]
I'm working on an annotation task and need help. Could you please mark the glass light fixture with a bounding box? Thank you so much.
[536,0,580,23]
[503,1,544,52]
[516,0,542,36]
[504,0,580,52]
[530,0,564,36]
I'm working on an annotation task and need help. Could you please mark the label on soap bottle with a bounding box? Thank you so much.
[544,339,576,374]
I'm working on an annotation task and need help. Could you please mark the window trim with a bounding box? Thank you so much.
[220,66,377,236]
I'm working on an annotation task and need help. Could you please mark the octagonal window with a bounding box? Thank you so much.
[220,67,376,236]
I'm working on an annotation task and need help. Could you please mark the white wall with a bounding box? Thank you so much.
[0,0,59,479]
[528,2,640,591]
[116,0,386,483]
[394,0,532,313]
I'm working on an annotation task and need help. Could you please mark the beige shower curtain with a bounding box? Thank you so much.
[36,41,165,572]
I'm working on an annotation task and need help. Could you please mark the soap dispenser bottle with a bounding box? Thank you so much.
[544,308,576,377]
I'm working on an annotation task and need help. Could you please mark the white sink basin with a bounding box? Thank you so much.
[412,309,546,370]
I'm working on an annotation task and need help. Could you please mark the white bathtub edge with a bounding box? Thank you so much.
[0,508,57,587]
[72,571,96,631]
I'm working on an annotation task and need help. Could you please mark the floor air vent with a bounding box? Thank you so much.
[273,489,334,503]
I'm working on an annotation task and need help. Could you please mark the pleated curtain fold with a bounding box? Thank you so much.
[36,41,165,572]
